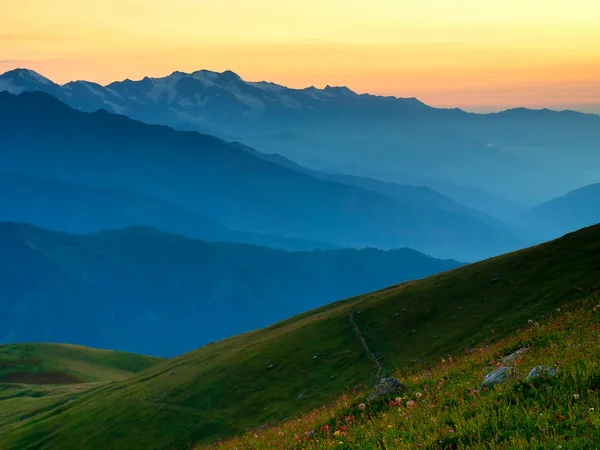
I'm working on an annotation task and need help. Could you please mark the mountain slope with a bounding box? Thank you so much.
[217,298,600,449]
[520,182,600,241]
[3,224,599,449]
[0,222,460,357]
[0,169,335,251]
[0,91,526,260]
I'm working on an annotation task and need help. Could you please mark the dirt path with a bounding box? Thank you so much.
[349,299,382,379]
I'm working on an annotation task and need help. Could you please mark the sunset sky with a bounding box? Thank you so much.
[2,0,600,112]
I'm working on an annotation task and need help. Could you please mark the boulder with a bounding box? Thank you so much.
[526,365,557,380]
[481,366,514,388]
[502,348,528,364]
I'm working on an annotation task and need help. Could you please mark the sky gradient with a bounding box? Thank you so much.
[2,0,600,112]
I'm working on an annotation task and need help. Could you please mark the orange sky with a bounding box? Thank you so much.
[2,0,600,112]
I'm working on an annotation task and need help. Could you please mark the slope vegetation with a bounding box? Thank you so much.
[0,343,162,438]
[217,298,600,449]
[2,224,599,449]
[0,343,162,385]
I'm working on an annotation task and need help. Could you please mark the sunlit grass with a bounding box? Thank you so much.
[210,295,600,449]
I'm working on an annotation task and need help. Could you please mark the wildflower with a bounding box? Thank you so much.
[358,403,366,410]
[573,394,580,400]
[528,319,533,324]
[590,408,595,411]
[534,322,539,327]
[333,430,341,437]
[415,392,423,399]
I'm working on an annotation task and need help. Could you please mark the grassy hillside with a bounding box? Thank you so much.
[0,343,162,438]
[216,297,600,449]
[1,224,598,449]
[0,343,163,384]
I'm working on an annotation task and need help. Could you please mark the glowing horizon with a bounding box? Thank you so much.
[2,0,600,112]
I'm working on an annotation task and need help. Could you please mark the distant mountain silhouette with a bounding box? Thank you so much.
[232,142,513,230]
[317,162,527,221]
[0,91,527,260]
[2,68,599,206]
[0,222,462,356]
[0,169,336,250]
[520,183,600,240]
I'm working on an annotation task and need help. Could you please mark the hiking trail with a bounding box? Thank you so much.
[349,299,382,379]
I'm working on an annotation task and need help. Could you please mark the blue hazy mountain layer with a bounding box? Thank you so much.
[0,222,462,357]
[0,91,527,261]
[2,68,599,208]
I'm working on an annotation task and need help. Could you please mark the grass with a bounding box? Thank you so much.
[0,343,163,384]
[0,343,162,439]
[212,296,600,449]
[1,225,599,449]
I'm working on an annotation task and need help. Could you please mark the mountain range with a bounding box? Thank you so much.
[0,169,337,251]
[2,68,600,206]
[0,221,461,356]
[0,90,527,260]
[234,142,513,231]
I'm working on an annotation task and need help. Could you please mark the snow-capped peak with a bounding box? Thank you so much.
[323,85,357,96]
[0,68,58,94]
[3,68,54,85]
